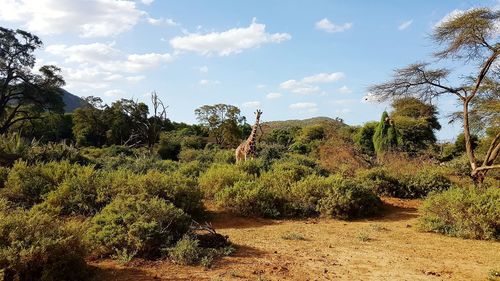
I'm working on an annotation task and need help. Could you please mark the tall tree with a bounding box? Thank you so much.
[72,96,108,147]
[194,104,246,147]
[368,8,499,183]
[373,111,399,155]
[0,27,65,134]
[391,97,441,154]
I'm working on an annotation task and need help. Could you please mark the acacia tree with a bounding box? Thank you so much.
[194,104,246,146]
[369,8,499,183]
[0,27,65,134]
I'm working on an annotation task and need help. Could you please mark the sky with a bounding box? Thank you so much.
[0,0,498,141]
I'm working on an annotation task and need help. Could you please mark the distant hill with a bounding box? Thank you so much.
[60,89,86,112]
[262,117,345,130]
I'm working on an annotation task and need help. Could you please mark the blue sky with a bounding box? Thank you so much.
[1,0,498,140]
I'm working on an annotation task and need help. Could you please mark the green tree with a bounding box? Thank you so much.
[373,111,399,155]
[391,97,441,154]
[0,27,65,134]
[369,8,499,183]
[194,104,245,147]
[72,96,108,147]
[354,121,378,155]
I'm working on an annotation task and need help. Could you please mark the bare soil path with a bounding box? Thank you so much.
[92,198,500,281]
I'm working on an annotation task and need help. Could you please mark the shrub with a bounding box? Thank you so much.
[167,236,201,265]
[158,134,181,160]
[215,181,280,218]
[199,164,252,198]
[181,136,207,150]
[258,143,286,167]
[357,168,403,197]
[96,156,178,174]
[1,161,77,208]
[0,167,8,189]
[25,142,88,164]
[238,158,265,177]
[419,187,499,240]
[400,168,452,198]
[139,171,204,217]
[0,209,88,281]
[178,148,202,162]
[288,175,336,216]
[86,196,191,259]
[316,179,382,219]
[39,165,107,216]
[178,160,208,179]
[213,149,235,164]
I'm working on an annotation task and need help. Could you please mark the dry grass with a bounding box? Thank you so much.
[92,198,500,281]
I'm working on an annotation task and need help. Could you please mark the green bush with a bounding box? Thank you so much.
[238,158,265,177]
[199,164,252,198]
[213,149,236,164]
[288,175,337,216]
[0,167,8,189]
[357,168,403,197]
[86,196,191,259]
[215,181,280,218]
[0,209,88,281]
[158,134,181,160]
[167,236,201,265]
[316,179,382,220]
[39,165,107,216]
[139,171,204,217]
[401,168,452,198]
[178,148,202,162]
[178,160,208,179]
[25,142,88,164]
[1,161,77,208]
[419,187,499,240]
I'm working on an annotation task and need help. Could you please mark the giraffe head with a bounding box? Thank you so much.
[254,109,263,123]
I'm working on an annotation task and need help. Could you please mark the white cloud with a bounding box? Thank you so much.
[337,85,352,94]
[104,89,126,97]
[242,101,261,108]
[141,0,154,5]
[280,72,345,95]
[170,18,291,56]
[289,102,318,112]
[302,72,345,84]
[280,80,320,94]
[45,42,173,93]
[315,18,352,33]
[257,84,267,89]
[398,20,413,30]
[199,66,209,73]
[0,0,144,37]
[266,92,282,99]
[46,42,174,73]
[199,79,220,85]
[147,17,178,26]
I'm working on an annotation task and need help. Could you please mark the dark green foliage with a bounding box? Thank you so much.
[453,133,479,155]
[373,111,400,155]
[85,196,191,259]
[300,124,325,142]
[0,209,88,281]
[215,180,280,218]
[198,164,252,198]
[194,104,246,147]
[357,168,404,197]
[168,236,201,265]
[25,142,88,164]
[157,133,181,160]
[1,161,75,208]
[316,179,382,220]
[265,127,298,146]
[257,143,286,167]
[20,113,74,143]
[419,187,499,240]
[0,27,65,134]
[400,168,452,198]
[0,167,8,188]
[354,121,378,155]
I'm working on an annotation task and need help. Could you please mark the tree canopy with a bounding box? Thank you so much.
[194,104,246,147]
[0,27,65,134]
[368,7,499,183]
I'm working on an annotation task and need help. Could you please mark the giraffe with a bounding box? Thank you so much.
[235,110,262,163]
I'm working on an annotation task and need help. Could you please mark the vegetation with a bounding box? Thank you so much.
[0,8,498,278]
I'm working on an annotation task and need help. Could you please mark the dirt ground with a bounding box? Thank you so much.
[92,198,500,281]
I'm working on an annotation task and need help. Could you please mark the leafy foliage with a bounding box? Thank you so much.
[419,186,499,240]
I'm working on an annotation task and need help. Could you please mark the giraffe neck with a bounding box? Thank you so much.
[245,119,259,154]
